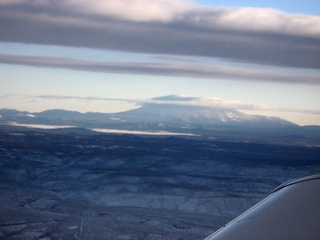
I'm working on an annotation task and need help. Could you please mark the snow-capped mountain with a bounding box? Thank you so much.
[114,95,295,127]
[0,94,296,128]
[116,103,292,126]
[1,95,320,145]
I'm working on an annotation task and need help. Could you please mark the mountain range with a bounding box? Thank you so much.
[0,96,320,239]
[0,95,296,126]
[0,95,319,145]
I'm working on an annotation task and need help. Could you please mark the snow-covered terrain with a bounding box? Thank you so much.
[0,129,319,239]
[0,97,319,239]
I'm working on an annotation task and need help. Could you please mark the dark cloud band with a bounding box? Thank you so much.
[1,54,319,84]
[0,1,319,69]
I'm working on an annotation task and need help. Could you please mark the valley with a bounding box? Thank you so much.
[0,128,319,239]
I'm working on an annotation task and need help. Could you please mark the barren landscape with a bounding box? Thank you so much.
[1,126,319,239]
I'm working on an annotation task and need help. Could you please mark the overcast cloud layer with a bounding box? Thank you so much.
[1,0,319,69]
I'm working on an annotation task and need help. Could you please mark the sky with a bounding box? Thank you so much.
[0,0,320,126]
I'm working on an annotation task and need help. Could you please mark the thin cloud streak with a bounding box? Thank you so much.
[36,95,135,103]
[0,0,319,68]
[142,96,320,115]
[1,54,319,85]
[25,94,320,115]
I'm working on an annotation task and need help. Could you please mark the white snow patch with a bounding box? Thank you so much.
[91,128,197,136]
[9,122,75,129]
[67,226,78,230]
[10,132,25,136]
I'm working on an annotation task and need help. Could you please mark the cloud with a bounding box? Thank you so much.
[4,93,319,118]
[29,93,274,111]
[142,94,277,111]
[35,94,133,103]
[66,0,195,23]
[1,0,318,35]
[31,94,320,115]
[0,93,23,99]
[1,54,319,84]
[0,0,195,22]
[0,0,319,68]
[0,94,12,99]
[136,94,320,115]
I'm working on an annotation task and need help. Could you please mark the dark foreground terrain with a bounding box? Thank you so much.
[0,128,319,239]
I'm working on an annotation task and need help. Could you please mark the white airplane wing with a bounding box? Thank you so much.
[205,173,320,240]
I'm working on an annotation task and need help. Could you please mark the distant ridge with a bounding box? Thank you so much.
[116,103,295,127]
[1,101,320,145]
[0,94,297,128]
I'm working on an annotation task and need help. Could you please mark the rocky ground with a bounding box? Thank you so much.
[0,130,319,239]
